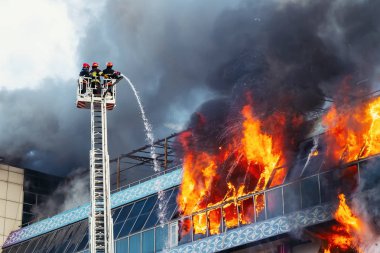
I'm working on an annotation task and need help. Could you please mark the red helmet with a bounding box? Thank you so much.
[82,63,90,68]
[106,62,113,67]
[92,62,99,68]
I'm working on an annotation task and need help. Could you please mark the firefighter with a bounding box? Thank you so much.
[90,62,102,95]
[102,62,121,79]
[102,62,121,97]
[79,63,90,94]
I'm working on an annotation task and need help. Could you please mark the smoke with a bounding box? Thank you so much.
[1,0,380,178]
[31,167,89,219]
[183,0,380,160]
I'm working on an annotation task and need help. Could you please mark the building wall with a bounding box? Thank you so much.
[0,164,24,252]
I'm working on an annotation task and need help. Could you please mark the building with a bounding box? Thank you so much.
[0,161,62,251]
[1,135,373,253]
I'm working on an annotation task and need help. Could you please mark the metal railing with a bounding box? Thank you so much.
[109,155,380,252]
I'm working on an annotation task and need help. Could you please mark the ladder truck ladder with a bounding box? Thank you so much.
[89,97,114,253]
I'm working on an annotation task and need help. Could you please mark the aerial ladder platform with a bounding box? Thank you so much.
[76,76,123,253]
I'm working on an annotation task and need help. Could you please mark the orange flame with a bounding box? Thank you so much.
[177,103,286,236]
[322,194,363,253]
[323,96,380,163]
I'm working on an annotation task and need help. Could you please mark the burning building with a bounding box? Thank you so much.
[3,93,380,253]
[3,0,380,252]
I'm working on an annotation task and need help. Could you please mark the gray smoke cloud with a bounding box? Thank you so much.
[31,167,89,219]
[1,0,380,177]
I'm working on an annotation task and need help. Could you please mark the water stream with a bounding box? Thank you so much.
[122,74,168,227]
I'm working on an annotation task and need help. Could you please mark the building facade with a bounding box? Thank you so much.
[0,162,62,252]
[0,164,24,250]
[2,150,373,253]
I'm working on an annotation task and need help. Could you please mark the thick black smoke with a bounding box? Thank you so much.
[181,0,380,163]
[1,0,380,176]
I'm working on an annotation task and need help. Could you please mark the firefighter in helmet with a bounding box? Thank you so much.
[102,62,121,97]
[79,63,90,94]
[90,62,102,95]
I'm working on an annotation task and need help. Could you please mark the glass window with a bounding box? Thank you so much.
[301,176,320,208]
[359,158,380,191]
[128,199,147,218]
[320,171,339,203]
[208,208,222,235]
[12,241,29,253]
[112,207,122,221]
[116,237,129,253]
[23,192,36,204]
[178,218,192,245]
[283,182,301,214]
[163,203,178,221]
[155,225,168,252]
[115,204,133,223]
[238,197,255,225]
[64,221,88,253]
[24,237,40,253]
[129,234,141,253]
[142,229,154,253]
[169,222,178,247]
[223,203,238,230]
[254,193,266,221]
[130,213,150,234]
[75,230,89,251]
[114,222,125,239]
[140,195,158,214]
[268,167,287,188]
[23,203,33,213]
[340,165,358,196]
[266,187,283,219]
[8,245,20,253]
[193,212,207,240]
[143,209,159,230]
[118,216,139,238]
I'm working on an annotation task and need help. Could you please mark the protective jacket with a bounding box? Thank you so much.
[79,68,90,77]
[102,67,120,79]
[90,68,102,82]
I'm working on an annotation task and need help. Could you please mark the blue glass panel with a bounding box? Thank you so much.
[301,176,320,208]
[140,195,158,214]
[142,229,154,253]
[265,187,283,218]
[130,213,150,234]
[112,207,122,220]
[116,237,129,253]
[129,234,141,253]
[114,222,124,239]
[163,203,177,221]
[143,209,159,230]
[128,199,147,218]
[24,237,40,253]
[118,217,138,238]
[116,204,133,223]
[283,182,301,214]
[75,231,89,251]
[155,225,168,252]
[15,241,30,253]
[169,187,179,201]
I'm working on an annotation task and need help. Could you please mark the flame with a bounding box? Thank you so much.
[321,194,363,253]
[177,103,286,236]
[323,97,380,163]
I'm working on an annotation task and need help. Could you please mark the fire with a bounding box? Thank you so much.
[322,194,363,253]
[177,102,286,235]
[177,94,380,238]
[323,96,380,163]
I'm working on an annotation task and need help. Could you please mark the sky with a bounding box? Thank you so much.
[0,0,237,175]
[0,0,380,177]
